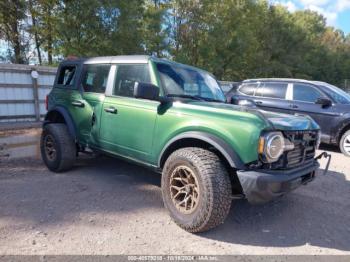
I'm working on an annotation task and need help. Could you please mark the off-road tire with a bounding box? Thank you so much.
[340,130,350,157]
[162,147,232,233]
[40,123,76,172]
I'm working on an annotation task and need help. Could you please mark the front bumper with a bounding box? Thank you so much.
[236,153,330,204]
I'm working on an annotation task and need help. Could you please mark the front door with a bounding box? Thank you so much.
[99,63,159,162]
[289,82,339,141]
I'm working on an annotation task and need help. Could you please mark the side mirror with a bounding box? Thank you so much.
[134,82,159,101]
[315,97,332,108]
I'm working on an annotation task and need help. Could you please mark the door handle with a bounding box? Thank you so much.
[71,100,84,108]
[290,104,298,109]
[255,101,263,105]
[104,107,117,114]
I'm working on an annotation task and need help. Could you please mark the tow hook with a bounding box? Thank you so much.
[315,152,331,176]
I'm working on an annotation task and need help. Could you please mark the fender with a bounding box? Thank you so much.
[158,131,245,169]
[43,106,77,139]
[333,116,350,144]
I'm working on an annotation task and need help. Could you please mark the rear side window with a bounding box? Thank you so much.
[239,83,258,96]
[293,83,323,103]
[256,82,288,99]
[113,64,151,97]
[81,64,111,93]
[57,65,77,87]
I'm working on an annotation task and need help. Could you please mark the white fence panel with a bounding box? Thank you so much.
[0,64,57,122]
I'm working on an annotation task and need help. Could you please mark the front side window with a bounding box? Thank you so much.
[156,62,225,102]
[256,83,288,99]
[113,64,151,97]
[238,83,258,96]
[293,83,323,103]
[57,65,76,87]
[81,64,111,93]
[316,82,350,104]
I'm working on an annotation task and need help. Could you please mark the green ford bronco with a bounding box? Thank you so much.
[41,55,330,232]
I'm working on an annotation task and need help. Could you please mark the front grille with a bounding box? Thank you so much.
[269,130,318,170]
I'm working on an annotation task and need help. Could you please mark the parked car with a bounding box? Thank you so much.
[41,57,329,232]
[230,78,350,156]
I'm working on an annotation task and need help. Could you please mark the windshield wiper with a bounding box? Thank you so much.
[166,94,223,103]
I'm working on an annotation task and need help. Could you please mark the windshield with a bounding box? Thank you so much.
[315,81,350,104]
[155,62,226,102]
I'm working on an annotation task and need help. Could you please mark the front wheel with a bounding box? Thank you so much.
[340,130,350,157]
[161,147,232,233]
[40,123,77,172]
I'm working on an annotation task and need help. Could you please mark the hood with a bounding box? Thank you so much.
[255,109,320,131]
[184,101,319,131]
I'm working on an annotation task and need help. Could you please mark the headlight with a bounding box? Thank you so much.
[258,132,285,163]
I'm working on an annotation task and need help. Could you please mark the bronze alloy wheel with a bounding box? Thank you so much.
[170,165,200,214]
[162,148,232,232]
[44,134,56,161]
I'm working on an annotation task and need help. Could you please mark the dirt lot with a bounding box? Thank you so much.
[0,128,349,255]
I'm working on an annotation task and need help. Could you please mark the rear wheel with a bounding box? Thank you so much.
[161,147,232,233]
[41,123,76,172]
[340,130,350,157]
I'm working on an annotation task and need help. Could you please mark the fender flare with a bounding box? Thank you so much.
[158,131,245,169]
[43,106,77,139]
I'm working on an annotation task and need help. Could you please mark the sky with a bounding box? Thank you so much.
[272,0,350,34]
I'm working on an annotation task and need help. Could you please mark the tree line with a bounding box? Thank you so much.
[0,0,350,87]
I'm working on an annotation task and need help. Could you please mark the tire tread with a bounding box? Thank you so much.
[41,123,76,172]
[162,147,232,233]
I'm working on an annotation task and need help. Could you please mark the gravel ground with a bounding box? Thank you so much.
[0,134,349,255]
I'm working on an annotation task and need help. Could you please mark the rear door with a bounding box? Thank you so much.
[235,82,292,114]
[50,62,91,143]
[234,82,259,102]
[253,82,292,114]
[51,62,112,146]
